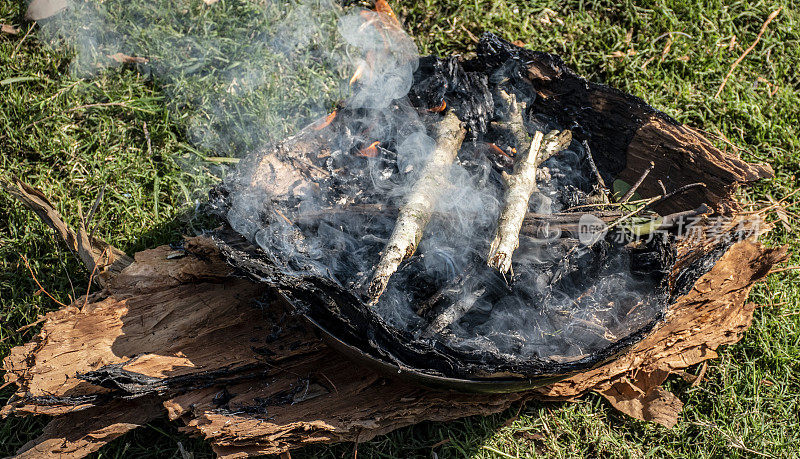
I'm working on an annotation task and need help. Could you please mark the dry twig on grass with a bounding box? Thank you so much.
[18,253,68,308]
[715,7,782,98]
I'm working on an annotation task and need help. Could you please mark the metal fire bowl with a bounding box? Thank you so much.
[213,229,666,394]
[274,294,575,394]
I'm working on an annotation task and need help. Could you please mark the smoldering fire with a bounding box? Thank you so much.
[218,13,686,371]
[37,0,698,378]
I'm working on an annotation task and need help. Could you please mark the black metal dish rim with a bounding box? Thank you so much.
[298,292,664,386]
[210,227,671,382]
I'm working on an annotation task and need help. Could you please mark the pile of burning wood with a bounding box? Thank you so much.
[209,30,765,384]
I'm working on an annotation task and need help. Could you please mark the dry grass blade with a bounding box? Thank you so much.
[18,253,68,308]
[715,8,782,98]
[10,22,35,60]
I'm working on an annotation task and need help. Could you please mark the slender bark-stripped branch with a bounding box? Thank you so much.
[420,287,485,339]
[490,89,530,154]
[488,129,572,275]
[368,111,466,304]
[621,161,655,203]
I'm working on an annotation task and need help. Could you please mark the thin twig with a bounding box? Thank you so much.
[768,265,800,275]
[749,188,800,216]
[566,196,657,211]
[50,233,76,303]
[583,140,606,189]
[715,8,782,98]
[583,140,611,205]
[15,316,45,333]
[606,197,661,232]
[647,182,707,208]
[19,253,68,308]
[621,161,655,203]
[85,183,106,229]
[657,179,668,195]
[10,21,35,60]
[317,372,338,394]
[83,248,107,308]
[143,121,152,156]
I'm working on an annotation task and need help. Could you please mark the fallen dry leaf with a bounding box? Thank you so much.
[515,431,547,441]
[607,49,636,59]
[1,23,19,35]
[660,36,673,63]
[107,53,149,65]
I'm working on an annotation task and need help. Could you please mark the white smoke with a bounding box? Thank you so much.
[36,0,668,365]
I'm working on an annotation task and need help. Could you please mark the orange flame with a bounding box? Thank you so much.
[428,100,447,113]
[349,64,365,85]
[313,110,337,131]
[358,141,381,158]
[374,0,400,27]
[348,2,406,87]
[488,143,514,159]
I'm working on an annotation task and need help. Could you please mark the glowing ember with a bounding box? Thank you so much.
[428,100,447,113]
[358,141,381,158]
[313,110,337,131]
[488,142,514,158]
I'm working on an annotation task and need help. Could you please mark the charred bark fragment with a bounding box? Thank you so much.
[78,360,273,397]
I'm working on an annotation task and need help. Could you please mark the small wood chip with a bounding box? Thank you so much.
[1,24,19,35]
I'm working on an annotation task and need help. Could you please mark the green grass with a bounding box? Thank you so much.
[1,0,798,457]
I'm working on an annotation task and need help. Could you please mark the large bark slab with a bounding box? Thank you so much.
[2,228,785,457]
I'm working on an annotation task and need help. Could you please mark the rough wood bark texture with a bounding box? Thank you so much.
[1,205,786,457]
[1,53,783,458]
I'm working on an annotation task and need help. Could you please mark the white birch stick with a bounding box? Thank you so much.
[368,111,466,303]
[488,129,572,275]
